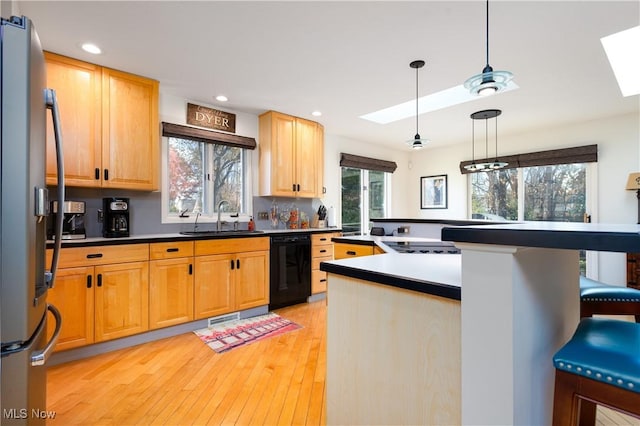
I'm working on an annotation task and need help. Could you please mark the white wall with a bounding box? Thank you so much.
[406,112,640,284]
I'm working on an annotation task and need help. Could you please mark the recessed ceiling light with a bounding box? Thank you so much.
[215,95,228,102]
[81,43,101,55]
[601,25,640,97]
[360,81,518,124]
[312,111,322,117]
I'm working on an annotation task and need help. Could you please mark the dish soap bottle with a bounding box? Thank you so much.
[248,216,255,231]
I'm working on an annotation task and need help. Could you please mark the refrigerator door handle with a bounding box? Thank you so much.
[31,304,62,366]
[45,88,65,289]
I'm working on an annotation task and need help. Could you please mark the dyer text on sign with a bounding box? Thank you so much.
[187,103,236,133]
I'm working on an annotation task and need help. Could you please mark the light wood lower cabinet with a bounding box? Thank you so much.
[94,261,149,341]
[149,241,194,330]
[46,266,95,351]
[311,232,341,294]
[46,244,149,350]
[333,242,375,259]
[194,237,270,320]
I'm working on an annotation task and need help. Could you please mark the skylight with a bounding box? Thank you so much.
[360,81,519,124]
[601,26,640,97]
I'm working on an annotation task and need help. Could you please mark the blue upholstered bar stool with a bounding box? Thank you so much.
[552,318,640,425]
[580,276,640,323]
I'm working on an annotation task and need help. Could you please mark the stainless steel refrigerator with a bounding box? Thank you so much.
[1,15,65,425]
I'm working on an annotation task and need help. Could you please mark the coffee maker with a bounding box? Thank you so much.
[48,201,86,240]
[102,197,130,238]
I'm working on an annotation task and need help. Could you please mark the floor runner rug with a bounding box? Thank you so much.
[193,312,302,353]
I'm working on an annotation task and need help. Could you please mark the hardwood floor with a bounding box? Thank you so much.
[47,301,639,425]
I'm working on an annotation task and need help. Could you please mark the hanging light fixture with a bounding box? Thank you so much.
[464,0,513,96]
[406,60,428,150]
[463,109,507,172]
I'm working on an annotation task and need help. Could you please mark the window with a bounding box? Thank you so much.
[161,121,256,222]
[164,137,247,220]
[471,164,588,222]
[470,163,591,274]
[341,167,390,235]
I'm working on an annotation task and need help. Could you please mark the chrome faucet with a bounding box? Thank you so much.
[193,212,201,233]
[217,200,230,232]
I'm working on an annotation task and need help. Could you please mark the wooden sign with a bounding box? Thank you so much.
[187,103,236,133]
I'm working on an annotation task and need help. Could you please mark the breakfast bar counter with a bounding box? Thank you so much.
[440,222,640,425]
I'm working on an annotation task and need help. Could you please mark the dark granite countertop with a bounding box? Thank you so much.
[441,222,640,253]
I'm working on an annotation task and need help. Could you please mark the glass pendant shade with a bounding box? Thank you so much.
[465,0,513,96]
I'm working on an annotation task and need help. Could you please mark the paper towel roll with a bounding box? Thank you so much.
[327,206,336,227]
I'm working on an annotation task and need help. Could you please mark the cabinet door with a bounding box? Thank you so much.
[272,112,297,195]
[94,261,149,342]
[235,250,270,311]
[149,258,194,329]
[102,68,159,190]
[194,254,235,319]
[295,117,319,198]
[47,266,95,351]
[44,52,102,187]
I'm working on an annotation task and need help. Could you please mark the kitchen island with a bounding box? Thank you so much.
[322,222,640,425]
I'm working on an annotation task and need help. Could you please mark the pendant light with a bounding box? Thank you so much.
[406,60,428,150]
[464,0,513,96]
[463,109,507,172]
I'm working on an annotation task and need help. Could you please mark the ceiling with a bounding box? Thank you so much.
[17,1,640,151]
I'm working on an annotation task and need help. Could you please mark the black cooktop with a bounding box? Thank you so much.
[383,241,460,254]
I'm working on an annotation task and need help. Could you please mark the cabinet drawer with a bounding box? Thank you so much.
[311,232,340,246]
[312,244,333,258]
[47,243,149,268]
[150,241,194,260]
[312,254,333,271]
[333,243,374,260]
[312,270,328,294]
[195,237,269,256]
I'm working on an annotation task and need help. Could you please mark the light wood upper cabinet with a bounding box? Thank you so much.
[259,111,323,198]
[44,52,102,187]
[101,68,159,190]
[44,52,159,190]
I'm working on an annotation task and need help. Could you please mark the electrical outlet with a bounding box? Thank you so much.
[257,211,268,220]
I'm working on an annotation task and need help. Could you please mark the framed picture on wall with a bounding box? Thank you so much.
[421,175,447,209]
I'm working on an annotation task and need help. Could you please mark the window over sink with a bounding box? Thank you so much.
[161,136,250,222]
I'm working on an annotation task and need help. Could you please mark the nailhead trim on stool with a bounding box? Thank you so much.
[579,277,640,322]
[552,318,640,425]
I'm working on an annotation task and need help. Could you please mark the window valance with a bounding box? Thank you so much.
[162,122,256,150]
[340,153,397,173]
[459,144,598,174]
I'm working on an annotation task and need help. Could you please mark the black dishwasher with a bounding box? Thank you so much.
[269,234,311,310]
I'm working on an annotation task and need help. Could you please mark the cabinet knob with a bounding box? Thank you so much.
[94,168,100,180]
[86,253,103,259]
[166,248,179,253]
[346,251,356,256]
[97,274,103,287]
[104,169,109,180]
[188,264,193,275]
[87,275,92,288]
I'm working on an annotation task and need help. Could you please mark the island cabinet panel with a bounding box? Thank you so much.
[44,52,159,190]
[94,261,149,342]
[46,266,95,351]
[326,274,461,425]
[258,110,323,198]
[333,242,375,259]
[44,52,102,187]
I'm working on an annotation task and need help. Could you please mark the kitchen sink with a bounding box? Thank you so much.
[179,230,264,237]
